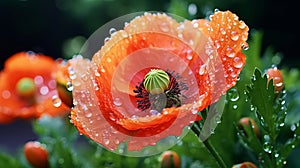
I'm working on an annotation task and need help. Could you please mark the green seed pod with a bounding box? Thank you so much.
[16,77,36,98]
[143,69,170,94]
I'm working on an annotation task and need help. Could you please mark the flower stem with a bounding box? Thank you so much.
[203,139,227,168]
[191,123,228,168]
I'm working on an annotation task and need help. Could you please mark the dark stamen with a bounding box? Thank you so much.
[133,69,188,112]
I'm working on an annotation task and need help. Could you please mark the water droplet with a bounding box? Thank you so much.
[104,37,110,43]
[239,21,247,29]
[150,109,159,115]
[104,139,110,145]
[291,124,297,131]
[263,135,270,141]
[188,3,197,15]
[263,142,272,153]
[241,43,249,50]
[159,22,170,32]
[231,31,239,41]
[214,8,219,13]
[40,86,49,95]
[1,90,11,99]
[69,73,77,80]
[106,57,112,63]
[131,115,138,120]
[227,88,239,101]
[109,28,117,35]
[219,27,226,35]
[275,153,279,158]
[233,104,238,109]
[199,65,206,75]
[34,76,44,85]
[52,95,62,107]
[226,52,235,58]
[233,57,244,68]
[279,123,285,127]
[114,138,120,145]
[113,98,122,106]
[85,112,92,118]
[226,47,235,58]
[275,82,283,87]
[186,54,193,60]
[215,115,221,124]
[67,81,73,91]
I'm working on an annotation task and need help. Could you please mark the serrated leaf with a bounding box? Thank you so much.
[246,68,276,136]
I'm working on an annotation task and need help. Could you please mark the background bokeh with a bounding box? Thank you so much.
[0,0,299,159]
[0,0,299,68]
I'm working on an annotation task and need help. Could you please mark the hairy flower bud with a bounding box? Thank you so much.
[24,141,49,168]
[160,150,181,168]
[238,117,260,138]
[232,161,257,168]
[267,67,284,92]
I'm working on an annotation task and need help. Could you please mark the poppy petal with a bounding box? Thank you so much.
[0,52,71,124]
[70,10,248,152]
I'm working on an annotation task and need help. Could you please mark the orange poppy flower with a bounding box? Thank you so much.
[70,10,249,151]
[0,52,71,124]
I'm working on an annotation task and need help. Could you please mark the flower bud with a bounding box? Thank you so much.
[232,161,257,168]
[267,67,284,92]
[160,150,181,168]
[24,141,49,168]
[238,117,260,138]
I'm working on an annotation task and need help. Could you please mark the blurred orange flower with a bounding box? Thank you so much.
[70,10,249,151]
[0,52,71,124]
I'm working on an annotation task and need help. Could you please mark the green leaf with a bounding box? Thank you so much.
[0,153,22,168]
[246,68,276,136]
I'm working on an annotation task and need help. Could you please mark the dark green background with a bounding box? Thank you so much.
[0,0,299,68]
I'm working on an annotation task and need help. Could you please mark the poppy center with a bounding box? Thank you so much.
[133,69,188,112]
[16,77,36,98]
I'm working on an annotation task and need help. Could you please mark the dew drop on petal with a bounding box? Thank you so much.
[220,28,226,35]
[159,22,170,32]
[241,42,249,50]
[186,54,193,60]
[85,112,92,118]
[1,90,11,99]
[104,139,110,145]
[109,28,117,35]
[233,57,244,68]
[104,37,110,43]
[34,76,44,85]
[40,86,49,95]
[66,81,74,91]
[150,109,159,116]
[113,97,122,106]
[199,65,206,75]
[52,95,62,107]
[231,31,239,41]
[226,47,235,58]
